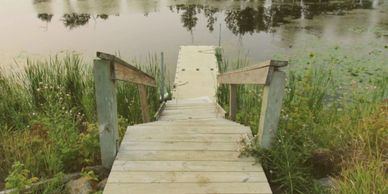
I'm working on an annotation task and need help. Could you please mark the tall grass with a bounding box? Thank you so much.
[0,53,164,192]
[216,47,388,193]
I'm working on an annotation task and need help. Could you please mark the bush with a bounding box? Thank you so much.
[5,162,34,192]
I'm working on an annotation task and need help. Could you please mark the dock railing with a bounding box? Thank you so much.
[94,52,157,168]
[217,60,288,148]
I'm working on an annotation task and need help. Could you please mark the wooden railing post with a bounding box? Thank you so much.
[93,52,159,169]
[138,84,150,122]
[258,70,286,148]
[229,84,237,121]
[94,59,119,169]
[160,52,165,101]
[217,60,288,148]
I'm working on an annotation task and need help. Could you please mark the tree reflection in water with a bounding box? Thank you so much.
[97,14,109,20]
[62,13,91,29]
[173,4,199,32]
[204,7,218,32]
[37,13,53,22]
[169,0,376,35]
[33,0,378,34]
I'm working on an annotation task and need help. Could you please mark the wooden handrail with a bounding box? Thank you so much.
[217,60,287,85]
[97,52,157,87]
[93,52,158,168]
[217,60,288,149]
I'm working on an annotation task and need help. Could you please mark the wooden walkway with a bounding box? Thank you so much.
[103,46,272,194]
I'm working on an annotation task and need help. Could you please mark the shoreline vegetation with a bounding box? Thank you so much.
[0,54,162,193]
[0,43,387,193]
[216,45,387,193]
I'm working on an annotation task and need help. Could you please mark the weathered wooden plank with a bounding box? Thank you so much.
[160,112,218,117]
[165,102,215,106]
[118,142,239,151]
[104,182,272,194]
[115,150,253,161]
[165,103,216,108]
[125,126,251,134]
[134,124,246,129]
[134,120,246,127]
[159,106,220,117]
[162,108,218,113]
[150,118,235,122]
[107,171,268,183]
[122,133,249,143]
[93,59,119,169]
[162,105,216,109]
[217,60,287,85]
[114,63,156,87]
[258,71,286,148]
[161,111,218,117]
[163,108,218,113]
[159,115,218,121]
[229,84,237,121]
[138,84,151,122]
[97,52,156,87]
[111,161,264,172]
[136,122,244,127]
[134,123,244,128]
[173,46,218,101]
[217,61,271,85]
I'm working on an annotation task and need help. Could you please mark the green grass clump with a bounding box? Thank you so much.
[217,47,388,194]
[0,53,164,193]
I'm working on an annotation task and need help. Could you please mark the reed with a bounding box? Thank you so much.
[0,53,166,193]
[216,47,388,194]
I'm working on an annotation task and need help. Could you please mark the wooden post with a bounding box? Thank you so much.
[138,84,150,122]
[160,52,165,101]
[218,23,222,47]
[229,84,237,121]
[93,59,119,169]
[258,70,286,148]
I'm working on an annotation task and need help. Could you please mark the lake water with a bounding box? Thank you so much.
[0,0,387,76]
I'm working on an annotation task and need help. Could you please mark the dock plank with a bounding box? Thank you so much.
[104,183,272,194]
[111,161,264,172]
[107,171,268,183]
[119,142,240,151]
[116,150,253,161]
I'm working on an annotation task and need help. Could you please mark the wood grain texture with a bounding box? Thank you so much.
[93,59,119,168]
[115,63,156,87]
[138,84,151,122]
[97,51,156,87]
[104,183,272,194]
[217,61,271,85]
[217,60,287,85]
[173,46,218,101]
[229,84,237,121]
[111,160,264,172]
[258,71,287,148]
[107,171,268,183]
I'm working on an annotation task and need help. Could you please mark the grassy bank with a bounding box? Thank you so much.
[0,54,163,193]
[216,46,388,193]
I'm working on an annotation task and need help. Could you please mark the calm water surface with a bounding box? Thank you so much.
[0,0,387,76]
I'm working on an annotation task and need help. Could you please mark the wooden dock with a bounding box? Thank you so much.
[96,46,287,194]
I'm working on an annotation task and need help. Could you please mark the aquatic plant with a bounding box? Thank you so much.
[216,46,388,194]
